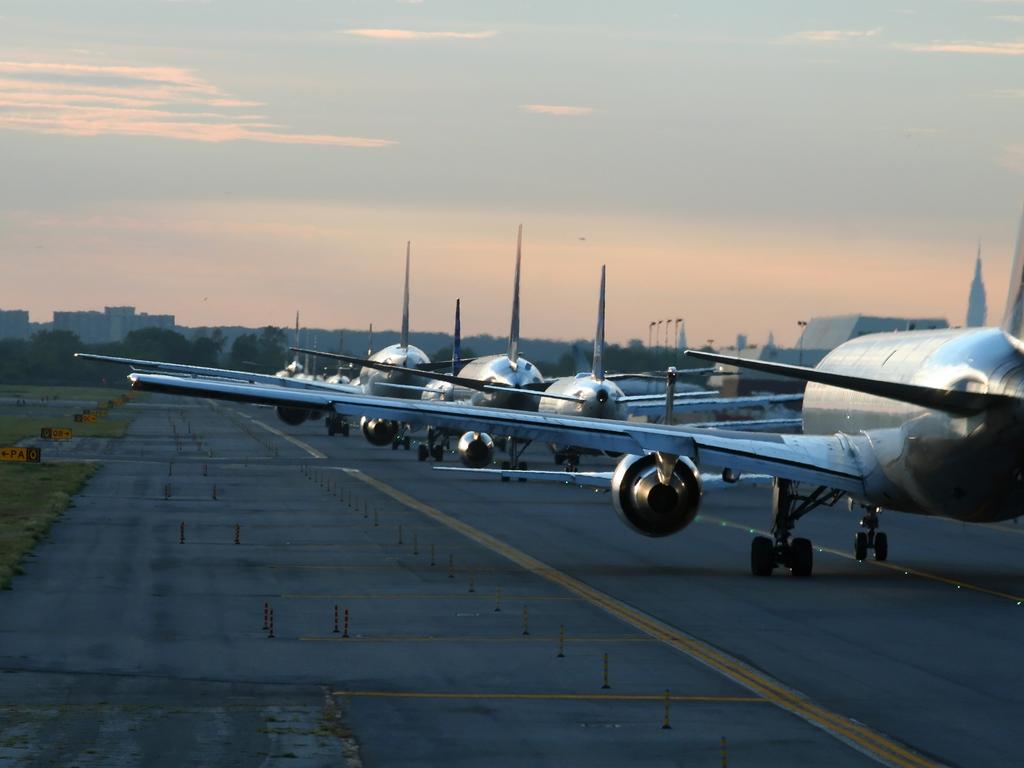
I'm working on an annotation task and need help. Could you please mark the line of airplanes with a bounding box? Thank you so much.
[77,207,1024,578]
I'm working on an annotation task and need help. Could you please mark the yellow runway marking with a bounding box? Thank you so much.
[333,690,763,703]
[284,593,579,601]
[350,468,939,768]
[302,634,653,643]
[701,514,1024,605]
[234,409,326,459]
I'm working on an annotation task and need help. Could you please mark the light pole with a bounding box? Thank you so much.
[648,321,655,350]
[656,320,664,352]
[797,320,808,366]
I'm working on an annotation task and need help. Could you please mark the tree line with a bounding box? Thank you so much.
[2,327,709,386]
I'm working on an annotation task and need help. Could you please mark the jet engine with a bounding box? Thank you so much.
[458,431,495,468]
[276,407,311,426]
[360,417,399,446]
[610,453,702,537]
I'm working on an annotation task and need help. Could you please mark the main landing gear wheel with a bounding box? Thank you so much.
[402,436,411,450]
[854,532,868,561]
[417,444,429,462]
[430,444,444,461]
[751,536,774,576]
[790,537,813,578]
[874,531,888,561]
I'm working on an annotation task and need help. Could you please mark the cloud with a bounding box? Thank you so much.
[895,40,1024,55]
[0,59,395,147]
[793,28,881,42]
[342,28,497,40]
[991,15,1024,22]
[521,104,594,116]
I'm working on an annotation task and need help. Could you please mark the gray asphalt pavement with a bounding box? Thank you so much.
[3,398,1020,766]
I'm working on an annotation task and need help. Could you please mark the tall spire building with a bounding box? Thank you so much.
[966,244,987,328]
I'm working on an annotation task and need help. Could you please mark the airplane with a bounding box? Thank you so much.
[298,255,798,470]
[121,206,1024,578]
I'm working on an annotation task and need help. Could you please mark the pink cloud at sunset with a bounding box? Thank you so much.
[342,29,497,40]
[0,59,395,147]
[521,105,594,116]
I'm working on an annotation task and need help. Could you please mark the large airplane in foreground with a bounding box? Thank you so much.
[118,207,1024,578]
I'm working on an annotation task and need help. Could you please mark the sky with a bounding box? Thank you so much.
[1,0,1022,347]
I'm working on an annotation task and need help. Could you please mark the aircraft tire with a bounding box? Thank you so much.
[341,423,350,437]
[790,537,813,577]
[417,444,429,462]
[873,532,888,562]
[431,445,443,461]
[751,536,774,577]
[854,531,868,561]
[403,436,411,450]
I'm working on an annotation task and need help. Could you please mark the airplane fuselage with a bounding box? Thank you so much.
[357,344,432,399]
[423,354,544,411]
[803,327,1024,522]
[539,374,627,420]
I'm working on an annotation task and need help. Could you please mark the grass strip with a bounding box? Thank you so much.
[0,462,97,588]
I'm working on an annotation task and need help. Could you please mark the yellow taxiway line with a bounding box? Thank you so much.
[701,514,1024,605]
[332,690,763,703]
[302,634,653,643]
[348,468,939,768]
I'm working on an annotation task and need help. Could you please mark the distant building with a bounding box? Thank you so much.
[966,246,987,328]
[713,314,950,396]
[52,306,175,344]
[677,320,688,351]
[0,309,30,340]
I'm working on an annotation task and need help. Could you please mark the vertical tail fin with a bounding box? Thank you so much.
[1001,205,1024,337]
[453,298,462,375]
[508,224,522,367]
[401,241,411,349]
[593,265,606,381]
[367,323,374,356]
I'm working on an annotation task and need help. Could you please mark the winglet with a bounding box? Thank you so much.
[507,225,522,368]
[401,241,411,349]
[453,298,462,375]
[1001,205,1024,339]
[593,265,606,381]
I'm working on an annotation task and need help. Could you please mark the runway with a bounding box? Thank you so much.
[2,397,1022,766]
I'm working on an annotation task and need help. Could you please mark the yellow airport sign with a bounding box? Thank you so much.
[1,447,41,463]
[82,414,97,423]
[40,428,73,440]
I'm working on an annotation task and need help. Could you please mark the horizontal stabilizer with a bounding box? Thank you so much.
[685,350,1009,416]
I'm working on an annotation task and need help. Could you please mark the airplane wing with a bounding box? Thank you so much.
[688,417,802,432]
[127,372,867,494]
[75,352,363,394]
[434,466,775,490]
[622,392,803,417]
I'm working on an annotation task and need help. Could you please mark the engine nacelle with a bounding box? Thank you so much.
[458,431,495,468]
[360,417,399,446]
[610,453,702,537]
[276,406,311,426]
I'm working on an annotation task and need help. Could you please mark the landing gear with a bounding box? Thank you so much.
[430,444,444,461]
[554,449,580,473]
[853,505,887,561]
[751,479,844,578]
[325,414,349,437]
[391,434,410,451]
[417,443,429,462]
